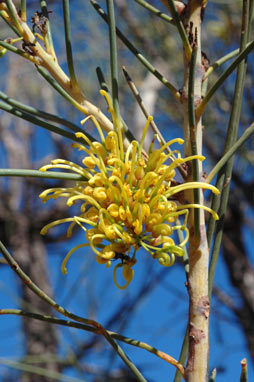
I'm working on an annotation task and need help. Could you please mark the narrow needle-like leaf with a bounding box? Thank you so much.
[106,0,124,159]
[90,0,180,101]
[166,0,192,61]
[0,101,93,143]
[0,90,81,133]
[135,0,174,24]
[204,41,253,80]
[197,40,254,119]
[122,66,187,179]
[62,0,78,89]
[40,0,56,58]
[0,169,87,181]
[208,0,250,299]
[206,122,254,184]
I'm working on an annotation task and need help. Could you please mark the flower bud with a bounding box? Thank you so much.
[93,187,107,202]
[152,223,172,237]
[83,156,96,168]
[122,265,134,283]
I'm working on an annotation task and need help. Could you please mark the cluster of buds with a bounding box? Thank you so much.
[40,90,219,289]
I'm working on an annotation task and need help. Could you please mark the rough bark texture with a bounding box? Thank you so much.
[183,2,210,381]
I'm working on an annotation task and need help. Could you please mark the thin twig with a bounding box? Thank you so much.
[0,242,147,382]
[0,309,185,377]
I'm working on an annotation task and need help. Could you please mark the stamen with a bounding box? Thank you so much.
[138,116,153,158]
[61,244,89,275]
[80,115,105,144]
[166,182,220,197]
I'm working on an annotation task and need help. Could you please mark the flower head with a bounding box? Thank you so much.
[40,90,219,289]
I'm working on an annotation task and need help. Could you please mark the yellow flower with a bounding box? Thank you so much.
[39,90,219,289]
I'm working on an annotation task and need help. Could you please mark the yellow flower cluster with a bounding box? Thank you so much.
[40,91,219,289]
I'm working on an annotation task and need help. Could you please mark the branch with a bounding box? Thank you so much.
[0,241,146,382]
[0,309,185,377]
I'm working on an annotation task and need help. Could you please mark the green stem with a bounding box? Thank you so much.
[135,0,174,24]
[90,0,180,101]
[5,0,23,33]
[0,169,87,181]
[0,90,81,133]
[0,40,39,63]
[166,0,192,61]
[197,39,254,119]
[206,122,254,183]
[0,242,147,382]
[62,0,78,88]
[20,0,26,21]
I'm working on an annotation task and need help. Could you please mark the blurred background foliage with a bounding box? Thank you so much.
[0,1,253,381]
